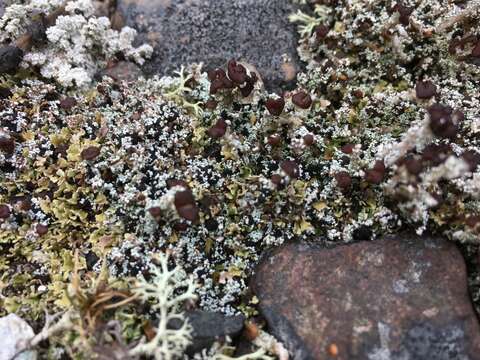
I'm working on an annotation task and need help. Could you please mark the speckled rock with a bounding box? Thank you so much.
[115,0,301,92]
[252,235,480,360]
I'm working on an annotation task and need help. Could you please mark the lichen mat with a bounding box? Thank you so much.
[0,0,479,358]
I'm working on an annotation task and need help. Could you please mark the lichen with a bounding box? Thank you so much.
[128,252,197,360]
[1,0,480,358]
[0,0,152,87]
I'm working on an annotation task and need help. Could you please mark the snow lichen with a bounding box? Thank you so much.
[0,0,152,87]
[129,252,197,360]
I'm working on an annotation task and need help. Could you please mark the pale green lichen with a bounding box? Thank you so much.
[128,253,197,360]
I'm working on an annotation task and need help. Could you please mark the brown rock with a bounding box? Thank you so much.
[252,235,480,360]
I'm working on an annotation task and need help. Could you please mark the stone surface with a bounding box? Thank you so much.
[116,0,301,92]
[99,61,144,82]
[0,45,23,75]
[170,310,245,354]
[0,313,37,360]
[252,235,480,360]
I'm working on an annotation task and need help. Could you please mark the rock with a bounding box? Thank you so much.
[92,0,111,18]
[0,86,12,99]
[116,0,301,92]
[251,235,480,360]
[100,61,144,82]
[0,314,37,360]
[0,46,24,74]
[169,310,245,354]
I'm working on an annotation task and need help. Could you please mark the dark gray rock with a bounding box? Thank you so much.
[251,234,480,360]
[0,46,24,74]
[169,310,245,354]
[394,322,471,360]
[115,0,301,92]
